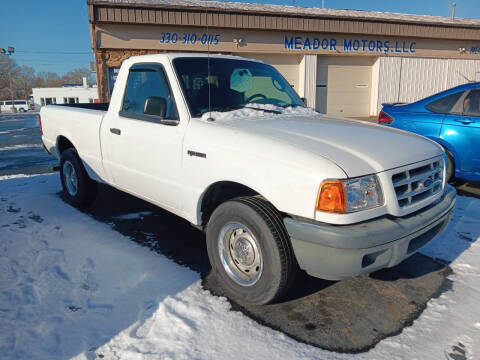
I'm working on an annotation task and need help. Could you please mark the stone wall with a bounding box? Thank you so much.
[94,49,164,102]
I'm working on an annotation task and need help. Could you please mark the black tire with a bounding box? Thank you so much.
[19,108,25,113]
[206,196,297,305]
[60,148,97,207]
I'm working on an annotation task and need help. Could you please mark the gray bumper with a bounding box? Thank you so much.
[284,185,456,280]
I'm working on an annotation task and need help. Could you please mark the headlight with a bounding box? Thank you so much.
[316,175,383,214]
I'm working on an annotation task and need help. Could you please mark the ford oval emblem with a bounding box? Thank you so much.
[423,178,433,188]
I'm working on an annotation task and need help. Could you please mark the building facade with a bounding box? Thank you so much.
[88,0,480,117]
[32,81,99,109]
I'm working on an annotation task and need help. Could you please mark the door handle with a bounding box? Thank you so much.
[454,118,474,124]
[110,128,121,135]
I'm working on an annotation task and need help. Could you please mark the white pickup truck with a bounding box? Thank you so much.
[41,53,456,305]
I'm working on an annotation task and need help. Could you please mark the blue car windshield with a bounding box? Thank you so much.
[173,57,305,117]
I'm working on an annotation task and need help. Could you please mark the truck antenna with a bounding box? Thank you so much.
[204,0,211,116]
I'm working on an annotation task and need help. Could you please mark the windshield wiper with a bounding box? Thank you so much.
[279,104,302,108]
[200,105,282,115]
[243,105,282,114]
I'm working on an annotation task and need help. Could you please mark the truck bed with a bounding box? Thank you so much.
[40,102,108,183]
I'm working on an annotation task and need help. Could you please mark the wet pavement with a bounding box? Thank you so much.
[0,111,475,352]
[0,113,57,176]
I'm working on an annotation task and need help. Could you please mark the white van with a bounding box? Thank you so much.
[0,100,29,112]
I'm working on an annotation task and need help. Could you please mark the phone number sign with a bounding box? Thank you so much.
[159,32,220,46]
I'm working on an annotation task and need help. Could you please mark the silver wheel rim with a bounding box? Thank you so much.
[218,222,263,287]
[63,161,78,196]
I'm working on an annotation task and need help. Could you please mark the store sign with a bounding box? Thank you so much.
[97,23,480,60]
[471,46,480,54]
[159,32,220,46]
[284,36,416,54]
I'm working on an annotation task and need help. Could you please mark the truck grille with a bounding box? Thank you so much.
[392,160,443,208]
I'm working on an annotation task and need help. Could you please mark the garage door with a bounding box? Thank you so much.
[326,65,372,117]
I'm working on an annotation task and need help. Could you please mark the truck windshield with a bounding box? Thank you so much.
[173,57,305,117]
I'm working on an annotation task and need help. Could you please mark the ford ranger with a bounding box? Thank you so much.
[40,53,456,305]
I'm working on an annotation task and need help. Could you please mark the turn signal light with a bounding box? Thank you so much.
[316,180,346,213]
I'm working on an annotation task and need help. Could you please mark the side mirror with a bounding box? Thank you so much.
[144,96,166,117]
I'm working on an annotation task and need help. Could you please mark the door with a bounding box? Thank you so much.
[442,89,480,173]
[101,63,184,211]
[326,65,372,117]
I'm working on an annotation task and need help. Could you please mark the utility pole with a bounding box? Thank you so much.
[0,46,16,113]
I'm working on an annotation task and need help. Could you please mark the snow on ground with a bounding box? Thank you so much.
[0,174,479,360]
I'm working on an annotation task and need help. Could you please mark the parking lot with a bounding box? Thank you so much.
[0,113,57,176]
[1,113,479,357]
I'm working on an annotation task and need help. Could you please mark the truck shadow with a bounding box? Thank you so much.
[67,182,477,353]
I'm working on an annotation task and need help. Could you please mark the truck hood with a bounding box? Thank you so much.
[221,114,442,177]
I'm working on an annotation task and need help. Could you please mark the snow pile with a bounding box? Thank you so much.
[0,174,479,360]
[200,104,317,122]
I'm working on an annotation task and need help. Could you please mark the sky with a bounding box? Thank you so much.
[0,0,479,75]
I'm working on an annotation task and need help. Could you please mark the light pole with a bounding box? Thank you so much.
[0,46,16,113]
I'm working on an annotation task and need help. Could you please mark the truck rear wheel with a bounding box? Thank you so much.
[60,148,97,207]
[206,196,297,305]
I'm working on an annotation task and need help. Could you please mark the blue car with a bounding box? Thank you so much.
[379,82,480,182]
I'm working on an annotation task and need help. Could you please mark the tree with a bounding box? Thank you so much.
[0,54,20,100]
[16,66,36,99]
[63,69,94,85]
[37,71,62,87]
[0,54,95,100]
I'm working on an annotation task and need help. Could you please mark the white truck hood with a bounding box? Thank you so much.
[219,114,442,177]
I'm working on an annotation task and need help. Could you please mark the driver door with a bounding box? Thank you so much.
[102,63,184,211]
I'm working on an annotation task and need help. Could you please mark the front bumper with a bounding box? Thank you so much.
[283,185,456,280]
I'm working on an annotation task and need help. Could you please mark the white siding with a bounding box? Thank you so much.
[32,86,99,109]
[370,58,380,115]
[376,57,480,113]
[303,54,317,108]
[445,59,480,87]
[398,58,447,103]
[377,57,402,106]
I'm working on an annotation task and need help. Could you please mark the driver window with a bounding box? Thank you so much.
[463,89,480,116]
[122,67,178,120]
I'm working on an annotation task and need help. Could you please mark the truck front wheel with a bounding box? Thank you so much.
[60,148,97,207]
[206,196,297,305]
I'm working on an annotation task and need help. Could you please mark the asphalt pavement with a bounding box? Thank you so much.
[0,112,476,352]
[0,112,57,176]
